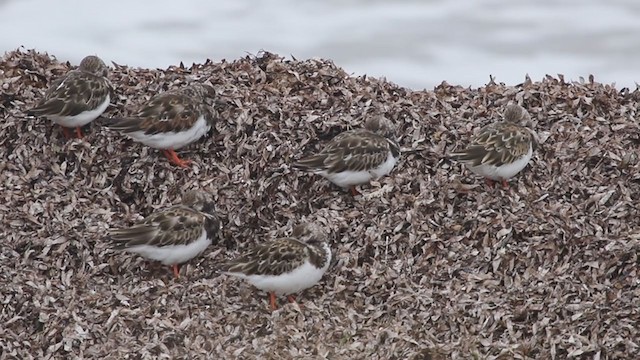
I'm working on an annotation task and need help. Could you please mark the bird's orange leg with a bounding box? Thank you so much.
[171,264,180,278]
[61,127,73,139]
[162,149,192,168]
[484,178,496,188]
[269,292,278,310]
[287,294,303,308]
[349,186,360,196]
[501,179,509,189]
[75,127,84,138]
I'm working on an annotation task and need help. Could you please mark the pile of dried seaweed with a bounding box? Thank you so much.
[1,48,639,359]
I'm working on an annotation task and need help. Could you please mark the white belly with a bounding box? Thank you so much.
[49,95,110,127]
[468,145,533,180]
[320,151,398,188]
[227,244,331,296]
[125,229,211,265]
[126,116,211,150]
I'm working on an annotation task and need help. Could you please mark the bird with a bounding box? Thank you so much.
[104,83,217,168]
[220,222,332,310]
[109,190,220,278]
[28,55,112,139]
[449,103,539,188]
[293,116,401,195]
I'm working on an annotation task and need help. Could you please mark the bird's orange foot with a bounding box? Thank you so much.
[162,149,192,168]
[61,127,73,139]
[61,126,84,139]
[171,264,181,278]
[484,178,496,188]
[287,295,303,308]
[269,292,278,311]
[501,179,509,189]
[349,186,360,196]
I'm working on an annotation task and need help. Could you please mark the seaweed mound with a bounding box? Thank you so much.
[1,49,639,359]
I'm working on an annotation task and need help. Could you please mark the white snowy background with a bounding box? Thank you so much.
[1,0,639,89]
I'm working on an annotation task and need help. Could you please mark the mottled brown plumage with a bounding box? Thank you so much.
[110,190,220,277]
[220,223,329,276]
[105,83,217,167]
[293,116,401,194]
[106,84,216,135]
[29,55,112,138]
[452,123,536,167]
[295,129,399,172]
[449,103,538,187]
[220,223,332,310]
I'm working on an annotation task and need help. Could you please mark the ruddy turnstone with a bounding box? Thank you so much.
[110,190,220,278]
[28,55,112,139]
[449,103,539,188]
[293,116,401,195]
[220,222,332,310]
[105,83,216,168]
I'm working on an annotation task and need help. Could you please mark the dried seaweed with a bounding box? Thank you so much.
[1,48,639,359]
